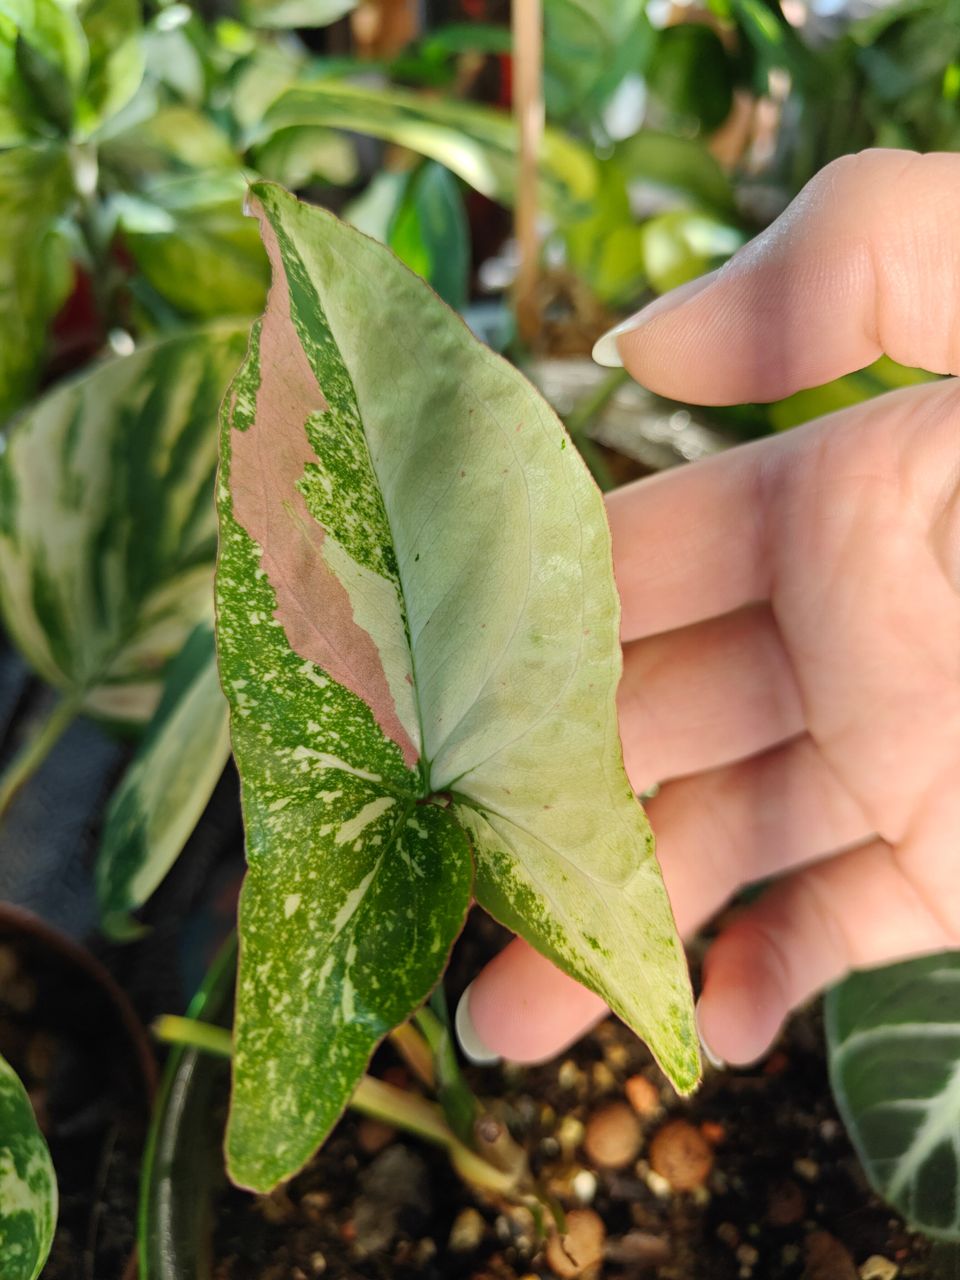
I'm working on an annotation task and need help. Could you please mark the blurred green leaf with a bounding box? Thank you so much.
[614,128,737,218]
[242,0,354,30]
[0,1053,57,1280]
[0,0,86,140]
[96,622,230,938]
[229,42,306,130]
[75,0,144,135]
[647,22,734,133]
[0,144,73,421]
[251,124,358,188]
[388,161,469,310]
[117,173,268,320]
[563,159,645,304]
[543,0,653,124]
[0,325,250,725]
[728,0,817,91]
[640,208,743,293]
[100,103,237,181]
[257,80,598,218]
[768,356,936,431]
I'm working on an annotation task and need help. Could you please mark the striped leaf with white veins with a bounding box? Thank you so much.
[827,952,960,1239]
[0,326,250,726]
[0,1053,57,1280]
[216,182,698,1193]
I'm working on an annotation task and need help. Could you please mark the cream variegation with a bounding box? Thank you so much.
[216,182,699,1193]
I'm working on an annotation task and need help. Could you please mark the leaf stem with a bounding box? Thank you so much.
[388,1022,436,1089]
[153,1015,234,1059]
[0,694,80,823]
[563,367,628,493]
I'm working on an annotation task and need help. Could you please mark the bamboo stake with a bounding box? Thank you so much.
[512,0,544,347]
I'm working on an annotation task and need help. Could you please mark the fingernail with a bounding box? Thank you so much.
[695,998,726,1071]
[591,271,720,368]
[455,982,501,1066]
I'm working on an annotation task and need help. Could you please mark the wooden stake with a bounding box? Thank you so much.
[512,0,544,347]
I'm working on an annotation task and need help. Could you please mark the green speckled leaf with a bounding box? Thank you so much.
[827,952,960,1239]
[96,623,230,938]
[0,1053,56,1280]
[0,326,249,724]
[216,183,698,1192]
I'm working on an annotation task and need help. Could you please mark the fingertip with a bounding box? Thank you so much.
[464,938,608,1065]
[697,929,789,1066]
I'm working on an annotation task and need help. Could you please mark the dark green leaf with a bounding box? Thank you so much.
[0,1052,57,1280]
[647,23,734,132]
[388,162,469,310]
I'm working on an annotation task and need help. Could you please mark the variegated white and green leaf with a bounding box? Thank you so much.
[216,182,698,1193]
[0,1053,57,1280]
[827,951,960,1239]
[0,325,249,724]
[96,623,230,938]
[254,80,597,219]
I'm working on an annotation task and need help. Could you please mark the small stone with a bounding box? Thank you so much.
[649,1119,714,1191]
[357,1118,396,1154]
[860,1257,898,1280]
[736,1244,759,1267]
[717,1222,739,1249]
[766,1179,806,1226]
[624,1075,661,1117]
[571,1169,598,1205]
[354,1146,430,1254]
[782,1244,801,1266]
[558,1059,586,1091]
[591,1061,617,1093]
[700,1120,725,1145]
[604,1042,629,1071]
[793,1157,819,1183]
[255,1188,296,1224]
[299,1191,331,1223]
[804,1231,858,1280]
[557,1115,585,1157]
[583,1101,642,1169]
[544,1209,605,1279]
[309,1253,327,1275]
[819,1119,841,1142]
[605,1231,670,1266]
[413,1238,437,1266]
[449,1208,487,1252]
[644,1169,672,1198]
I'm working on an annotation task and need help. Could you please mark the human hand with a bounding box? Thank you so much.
[458,149,960,1070]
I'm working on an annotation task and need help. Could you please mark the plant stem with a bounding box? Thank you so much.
[152,1015,520,1195]
[563,367,628,492]
[388,1022,436,1089]
[0,695,80,823]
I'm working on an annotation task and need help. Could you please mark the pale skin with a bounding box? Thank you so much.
[465,148,960,1069]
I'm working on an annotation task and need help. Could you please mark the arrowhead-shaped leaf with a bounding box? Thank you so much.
[216,182,698,1193]
[827,952,960,1239]
[0,325,249,724]
[96,623,230,938]
[0,1053,57,1280]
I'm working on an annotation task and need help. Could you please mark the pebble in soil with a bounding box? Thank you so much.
[210,914,933,1280]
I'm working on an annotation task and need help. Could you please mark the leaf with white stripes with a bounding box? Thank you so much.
[826,951,960,1239]
[0,1053,57,1280]
[0,325,249,726]
[216,182,697,1192]
[96,624,230,938]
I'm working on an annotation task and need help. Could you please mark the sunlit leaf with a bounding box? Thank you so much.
[250,124,358,189]
[613,129,737,218]
[99,104,238,180]
[216,183,698,1192]
[0,1053,57,1280]
[76,0,144,135]
[242,0,354,30]
[543,0,653,123]
[827,952,960,1239]
[256,80,598,218]
[0,325,249,725]
[640,209,743,293]
[96,623,230,938]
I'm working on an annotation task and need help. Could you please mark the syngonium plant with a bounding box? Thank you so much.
[215,181,701,1193]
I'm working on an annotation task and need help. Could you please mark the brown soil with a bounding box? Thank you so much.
[209,912,935,1280]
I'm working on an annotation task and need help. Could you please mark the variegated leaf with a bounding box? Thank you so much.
[0,1053,57,1280]
[0,326,249,724]
[827,951,960,1239]
[216,183,698,1193]
[96,623,230,937]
